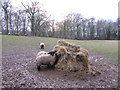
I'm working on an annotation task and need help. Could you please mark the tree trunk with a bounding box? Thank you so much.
[9,11,12,34]
[5,14,9,34]
[76,25,80,39]
[31,14,35,36]
[83,25,86,39]
[23,19,26,35]
[96,28,99,39]
[106,29,111,40]
[118,20,120,40]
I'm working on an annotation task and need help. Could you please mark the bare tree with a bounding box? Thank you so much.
[64,13,83,39]
[118,18,120,40]
[89,17,95,39]
[22,1,42,36]
[34,11,50,36]
[67,13,83,39]
[2,0,10,34]
[50,19,55,37]
[8,5,13,34]
[82,19,88,39]
[19,10,28,35]
[22,12,27,35]
[55,21,64,38]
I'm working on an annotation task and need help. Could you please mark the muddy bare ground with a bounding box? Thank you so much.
[2,46,118,88]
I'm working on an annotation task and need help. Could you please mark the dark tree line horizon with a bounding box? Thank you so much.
[0,0,119,40]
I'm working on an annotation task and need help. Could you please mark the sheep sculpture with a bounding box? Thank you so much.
[36,51,58,71]
[52,40,100,75]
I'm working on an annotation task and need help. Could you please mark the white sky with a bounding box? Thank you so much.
[9,0,119,22]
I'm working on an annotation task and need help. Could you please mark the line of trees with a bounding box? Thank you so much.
[1,0,52,36]
[0,0,119,40]
[55,13,119,40]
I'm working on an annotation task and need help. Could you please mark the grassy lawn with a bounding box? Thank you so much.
[67,39,118,62]
[2,35,118,62]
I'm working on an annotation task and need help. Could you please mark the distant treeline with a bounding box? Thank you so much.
[0,0,119,40]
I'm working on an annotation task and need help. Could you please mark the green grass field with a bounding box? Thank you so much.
[1,35,118,62]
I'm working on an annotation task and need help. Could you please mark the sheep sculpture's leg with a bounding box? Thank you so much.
[37,66,41,71]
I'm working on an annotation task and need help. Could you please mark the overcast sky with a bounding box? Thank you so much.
[9,0,119,22]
